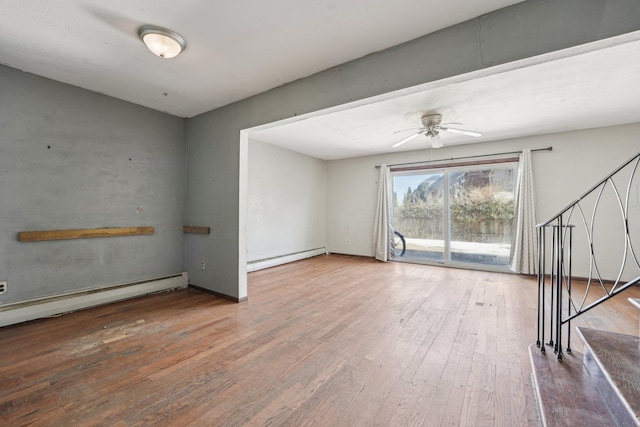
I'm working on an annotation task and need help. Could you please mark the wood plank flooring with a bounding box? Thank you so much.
[1,254,640,426]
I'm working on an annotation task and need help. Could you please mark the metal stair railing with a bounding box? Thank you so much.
[536,150,640,360]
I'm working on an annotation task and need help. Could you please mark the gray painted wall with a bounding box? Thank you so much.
[0,65,186,304]
[247,140,327,262]
[184,0,640,299]
[326,123,640,280]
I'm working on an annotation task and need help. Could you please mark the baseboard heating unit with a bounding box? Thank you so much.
[247,248,327,272]
[0,273,188,328]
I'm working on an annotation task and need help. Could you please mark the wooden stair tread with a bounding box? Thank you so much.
[529,343,617,426]
[577,327,640,424]
[628,298,640,310]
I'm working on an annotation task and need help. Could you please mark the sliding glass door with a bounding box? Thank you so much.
[392,163,516,270]
[393,171,446,263]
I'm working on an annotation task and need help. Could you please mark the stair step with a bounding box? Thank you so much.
[628,298,640,333]
[529,344,618,426]
[577,327,640,426]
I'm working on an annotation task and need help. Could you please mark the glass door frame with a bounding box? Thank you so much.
[391,160,517,272]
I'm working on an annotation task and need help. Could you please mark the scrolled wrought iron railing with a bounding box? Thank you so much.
[536,150,640,360]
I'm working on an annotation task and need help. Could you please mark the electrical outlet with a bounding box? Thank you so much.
[200,261,206,270]
[0,281,6,294]
[347,239,351,245]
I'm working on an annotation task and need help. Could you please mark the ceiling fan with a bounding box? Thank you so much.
[392,113,481,148]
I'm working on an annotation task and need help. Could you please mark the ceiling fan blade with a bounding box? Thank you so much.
[393,126,423,135]
[392,131,423,148]
[440,126,482,137]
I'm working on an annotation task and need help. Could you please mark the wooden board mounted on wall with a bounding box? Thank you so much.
[19,226,154,242]
[183,225,210,234]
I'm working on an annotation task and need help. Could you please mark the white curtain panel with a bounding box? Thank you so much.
[373,165,395,261]
[510,148,538,274]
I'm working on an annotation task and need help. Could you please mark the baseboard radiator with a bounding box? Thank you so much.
[247,247,327,272]
[0,272,188,328]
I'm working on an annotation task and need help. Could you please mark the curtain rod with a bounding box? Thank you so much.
[375,146,553,169]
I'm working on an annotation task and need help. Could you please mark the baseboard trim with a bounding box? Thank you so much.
[0,273,188,328]
[328,253,375,260]
[538,274,639,285]
[189,284,247,303]
[247,247,327,272]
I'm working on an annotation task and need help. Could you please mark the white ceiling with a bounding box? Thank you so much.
[0,0,521,118]
[3,1,639,161]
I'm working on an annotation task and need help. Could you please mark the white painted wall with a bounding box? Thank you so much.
[247,140,327,262]
[326,123,640,280]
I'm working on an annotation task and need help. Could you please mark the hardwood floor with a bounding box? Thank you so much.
[1,254,639,426]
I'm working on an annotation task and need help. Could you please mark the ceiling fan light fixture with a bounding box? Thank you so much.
[138,25,186,58]
[391,112,480,149]
[430,132,443,148]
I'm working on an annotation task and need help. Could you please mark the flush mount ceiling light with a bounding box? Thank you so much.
[138,25,186,59]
